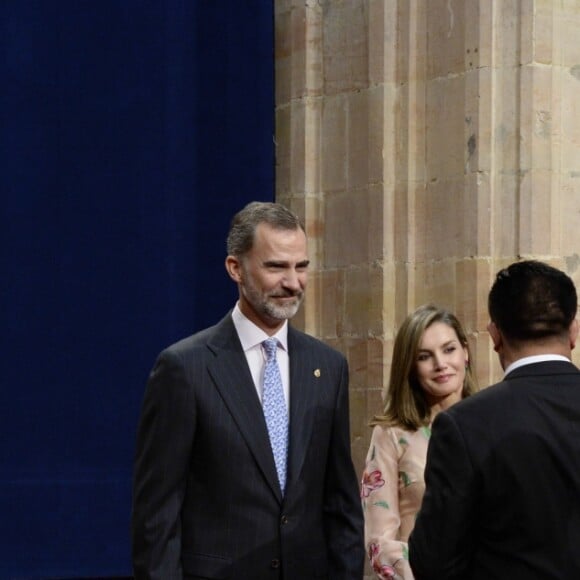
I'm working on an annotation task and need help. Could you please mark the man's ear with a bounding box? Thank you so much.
[225,255,242,284]
[569,319,579,350]
[487,320,502,353]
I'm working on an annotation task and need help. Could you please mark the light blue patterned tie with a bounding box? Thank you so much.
[262,338,289,493]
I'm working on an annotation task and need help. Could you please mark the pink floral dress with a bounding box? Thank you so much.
[361,424,431,580]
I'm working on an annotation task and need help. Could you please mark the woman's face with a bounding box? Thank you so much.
[415,321,469,409]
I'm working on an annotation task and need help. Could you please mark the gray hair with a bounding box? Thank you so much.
[226,201,305,257]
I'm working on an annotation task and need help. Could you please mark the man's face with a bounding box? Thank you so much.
[226,223,309,334]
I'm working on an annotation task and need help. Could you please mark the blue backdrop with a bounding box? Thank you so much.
[2,1,273,577]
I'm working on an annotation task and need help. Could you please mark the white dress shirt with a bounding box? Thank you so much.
[503,354,570,378]
[231,303,290,410]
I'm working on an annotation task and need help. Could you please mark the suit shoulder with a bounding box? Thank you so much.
[445,380,512,428]
[156,315,235,365]
[289,326,346,361]
[445,380,504,412]
[161,325,214,355]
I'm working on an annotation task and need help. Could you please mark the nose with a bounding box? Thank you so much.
[433,354,447,370]
[282,269,302,291]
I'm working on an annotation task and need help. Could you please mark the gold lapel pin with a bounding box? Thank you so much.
[314,369,321,378]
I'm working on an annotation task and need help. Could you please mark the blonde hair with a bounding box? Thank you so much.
[371,304,477,430]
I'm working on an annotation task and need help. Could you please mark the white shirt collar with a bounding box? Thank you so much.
[231,302,288,352]
[504,354,570,377]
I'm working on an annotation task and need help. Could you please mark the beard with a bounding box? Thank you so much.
[240,276,304,322]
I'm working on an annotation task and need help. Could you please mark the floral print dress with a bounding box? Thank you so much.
[361,424,431,580]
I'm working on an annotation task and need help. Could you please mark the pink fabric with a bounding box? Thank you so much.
[362,424,431,580]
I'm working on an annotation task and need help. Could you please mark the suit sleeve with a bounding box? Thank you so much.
[408,411,476,580]
[131,349,196,580]
[323,356,366,579]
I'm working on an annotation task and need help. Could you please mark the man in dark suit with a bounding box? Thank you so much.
[131,202,364,579]
[409,259,580,579]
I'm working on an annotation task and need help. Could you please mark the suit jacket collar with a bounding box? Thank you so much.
[206,313,283,502]
[286,326,318,493]
[505,359,579,380]
[204,314,320,505]
[503,354,570,377]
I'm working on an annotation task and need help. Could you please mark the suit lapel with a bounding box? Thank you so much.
[206,315,283,502]
[286,327,318,491]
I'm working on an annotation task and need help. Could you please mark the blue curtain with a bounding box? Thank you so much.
[1,1,273,577]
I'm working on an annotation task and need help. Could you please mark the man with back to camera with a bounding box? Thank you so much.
[409,260,580,579]
[131,201,365,579]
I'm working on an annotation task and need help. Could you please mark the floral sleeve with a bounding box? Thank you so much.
[361,425,413,580]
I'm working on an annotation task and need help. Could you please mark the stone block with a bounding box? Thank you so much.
[347,89,370,190]
[368,0,398,85]
[561,175,580,257]
[321,95,348,193]
[367,183,389,263]
[426,0,467,80]
[275,8,292,105]
[365,264,384,337]
[275,106,291,196]
[559,4,580,66]
[426,75,466,180]
[318,268,345,339]
[561,72,580,171]
[290,100,307,194]
[413,259,457,309]
[534,1,555,65]
[417,178,464,261]
[324,191,369,268]
[322,0,369,95]
[343,266,371,336]
[518,170,554,255]
[303,99,324,194]
[274,0,580,466]
[366,337,388,390]
[347,337,369,390]
[456,258,494,330]
[493,173,519,257]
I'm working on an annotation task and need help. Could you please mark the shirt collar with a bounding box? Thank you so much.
[504,354,570,377]
[231,302,288,352]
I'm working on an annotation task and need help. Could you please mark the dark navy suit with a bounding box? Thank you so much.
[132,313,364,579]
[410,360,580,579]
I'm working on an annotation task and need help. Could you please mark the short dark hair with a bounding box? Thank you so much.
[226,201,305,257]
[488,260,577,341]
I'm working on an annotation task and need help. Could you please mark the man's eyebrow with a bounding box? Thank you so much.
[262,259,310,267]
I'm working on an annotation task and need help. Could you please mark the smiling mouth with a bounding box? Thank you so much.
[270,293,301,300]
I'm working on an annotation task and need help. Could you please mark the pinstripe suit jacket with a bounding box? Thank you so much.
[409,360,580,579]
[131,313,364,580]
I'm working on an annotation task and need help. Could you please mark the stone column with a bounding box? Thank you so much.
[275,0,580,475]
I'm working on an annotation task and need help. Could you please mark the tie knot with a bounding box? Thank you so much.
[263,338,278,360]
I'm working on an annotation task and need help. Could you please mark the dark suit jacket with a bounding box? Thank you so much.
[409,360,580,579]
[131,313,364,580]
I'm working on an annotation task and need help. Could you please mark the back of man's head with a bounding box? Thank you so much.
[488,260,577,342]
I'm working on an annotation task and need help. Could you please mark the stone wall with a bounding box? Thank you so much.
[275,0,580,533]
